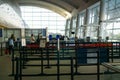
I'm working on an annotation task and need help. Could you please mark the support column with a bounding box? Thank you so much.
[83,9,88,38]
[69,17,73,37]
[98,0,104,38]
[75,14,80,38]
[65,19,69,37]
[21,29,25,38]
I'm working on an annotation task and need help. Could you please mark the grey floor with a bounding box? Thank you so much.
[0,54,117,80]
[0,56,14,80]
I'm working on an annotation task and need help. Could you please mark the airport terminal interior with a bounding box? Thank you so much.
[0,0,120,80]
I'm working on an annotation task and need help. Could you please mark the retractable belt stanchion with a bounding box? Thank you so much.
[97,48,100,80]
[22,47,26,69]
[46,36,52,68]
[15,57,20,80]
[71,57,74,80]
[9,46,15,76]
[111,43,114,62]
[41,48,44,75]
[75,42,78,74]
[62,42,64,58]
[45,43,51,68]
[57,38,60,80]
[19,47,23,80]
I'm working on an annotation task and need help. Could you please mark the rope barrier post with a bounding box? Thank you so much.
[97,48,100,80]
[39,38,47,74]
[57,36,60,80]
[22,47,26,69]
[45,44,51,68]
[71,57,74,80]
[9,46,15,76]
[14,57,19,80]
[57,48,60,80]
[62,42,64,58]
[111,42,114,62]
[20,51,22,80]
[75,42,78,74]
[41,48,44,74]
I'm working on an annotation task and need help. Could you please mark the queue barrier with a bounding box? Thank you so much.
[11,42,120,80]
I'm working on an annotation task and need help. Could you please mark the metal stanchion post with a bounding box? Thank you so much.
[45,45,51,68]
[20,51,22,80]
[9,47,15,76]
[71,57,74,80]
[111,43,114,62]
[97,49,100,80]
[57,38,60,80]
[75,42,78,74]
[62,42,64,58]
[41,48,44,74]
[15,57,19,80]
[22,47,26,69]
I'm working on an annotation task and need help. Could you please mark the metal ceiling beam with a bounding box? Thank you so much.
[17,0,72,18]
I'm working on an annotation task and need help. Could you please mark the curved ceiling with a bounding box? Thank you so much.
[16,0,99,18]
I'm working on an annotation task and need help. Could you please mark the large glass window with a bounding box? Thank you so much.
[87,3,100,39]
[78,11,86,38]
[20,6,66,35]
[102,0,120,41]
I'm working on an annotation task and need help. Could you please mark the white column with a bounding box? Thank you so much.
[69,17,73,37]
[75,14,80,38]
[65,19,69,37]
[98,0,104,37]
[21,28,25,38]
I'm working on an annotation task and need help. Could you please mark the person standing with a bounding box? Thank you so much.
[36,33,42,44]
[30,34,35,44]
[8,34,15,55]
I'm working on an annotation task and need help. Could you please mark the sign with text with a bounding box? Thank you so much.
[40,38,46,48]
[21,38,26,46]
